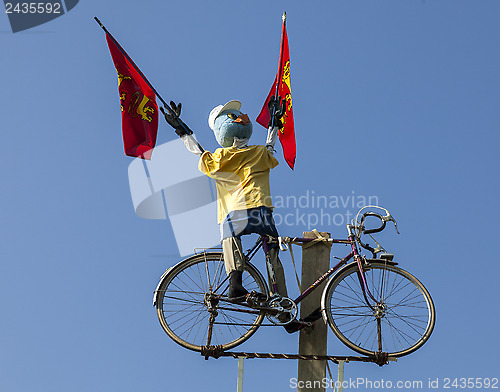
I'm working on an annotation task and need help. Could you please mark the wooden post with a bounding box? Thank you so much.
[298,231,332,392]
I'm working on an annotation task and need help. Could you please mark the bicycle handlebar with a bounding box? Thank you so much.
[360,212,387,235]
[358,209,399,236]
[355,207,400,257]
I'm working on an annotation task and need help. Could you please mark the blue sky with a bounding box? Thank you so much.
[1,1,499,391]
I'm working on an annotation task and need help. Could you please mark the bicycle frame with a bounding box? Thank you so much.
[255,224,381,310]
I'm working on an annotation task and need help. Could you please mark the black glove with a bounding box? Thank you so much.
[161,101,193,137]
[267,95,287,129]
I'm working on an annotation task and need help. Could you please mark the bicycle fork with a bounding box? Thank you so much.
[355,263,385,352]
[348,226,386,353]
[204,293,219,346]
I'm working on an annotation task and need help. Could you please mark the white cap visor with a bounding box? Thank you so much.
[208,100,241,130]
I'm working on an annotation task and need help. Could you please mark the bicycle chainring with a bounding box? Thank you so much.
[265,296,298,326]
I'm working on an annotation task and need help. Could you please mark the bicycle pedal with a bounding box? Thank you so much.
[248,290,268,300]
[226,295,248,303]
[245,291,268,307]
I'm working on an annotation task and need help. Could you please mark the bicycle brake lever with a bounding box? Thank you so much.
[392,219,400,234]
[382,213,400,234]
[388,216,400,234]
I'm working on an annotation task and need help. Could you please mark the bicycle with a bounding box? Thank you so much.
[153,206,435,358]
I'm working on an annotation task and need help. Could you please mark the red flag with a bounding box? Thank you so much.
[105,34,158,160]
[256,18,296,169]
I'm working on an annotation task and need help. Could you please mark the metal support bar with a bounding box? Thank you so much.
[338,360,345,392]
[237,357,244,392]
[200,347,396,365]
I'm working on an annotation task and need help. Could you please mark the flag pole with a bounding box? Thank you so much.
[94,17,169,109]
[94,17,197,143]
[270,11,287,130]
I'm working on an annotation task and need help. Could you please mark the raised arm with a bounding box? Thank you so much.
[266,126,280,154]
[179,134,204,156]
[161,101,205,156]
[265,95,286,154]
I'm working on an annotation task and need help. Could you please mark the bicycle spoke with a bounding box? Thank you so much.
[218,313,244,341]
[389,289,424,309]
[183,265,206,292]
[337,314,372,334]
[169,275,205,303]
[184,307,207,342]
[385,309,428,333]
[383,315,415,346]
[338,276,367,304]
[344,315,374,345]
[168,305,206,336]
[333,288,366,307]
[162,301,202,319]
[163,293,204,304]
[211,257,226,293]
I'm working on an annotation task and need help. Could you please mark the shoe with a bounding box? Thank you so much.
[284,320,307,334]
[228,270,248,300]
[302,307,322,323]
[283,308,323,334]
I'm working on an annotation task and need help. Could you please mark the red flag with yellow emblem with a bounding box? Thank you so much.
[256,15,296,169]
[105,34,158,160]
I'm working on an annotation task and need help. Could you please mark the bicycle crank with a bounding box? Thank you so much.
[265,296,298,326]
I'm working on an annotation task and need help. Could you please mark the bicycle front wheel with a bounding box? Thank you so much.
[322,262,435,357]
[155,252,268,352]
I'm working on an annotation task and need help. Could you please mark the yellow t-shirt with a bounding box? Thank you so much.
[199,145,279,223]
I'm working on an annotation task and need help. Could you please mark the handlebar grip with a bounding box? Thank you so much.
[361,212,387,234]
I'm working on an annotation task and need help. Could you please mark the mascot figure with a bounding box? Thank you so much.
[163,98,302,333]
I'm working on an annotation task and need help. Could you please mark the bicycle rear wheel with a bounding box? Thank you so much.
[155,252,268,352]
[322,261,435,357]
